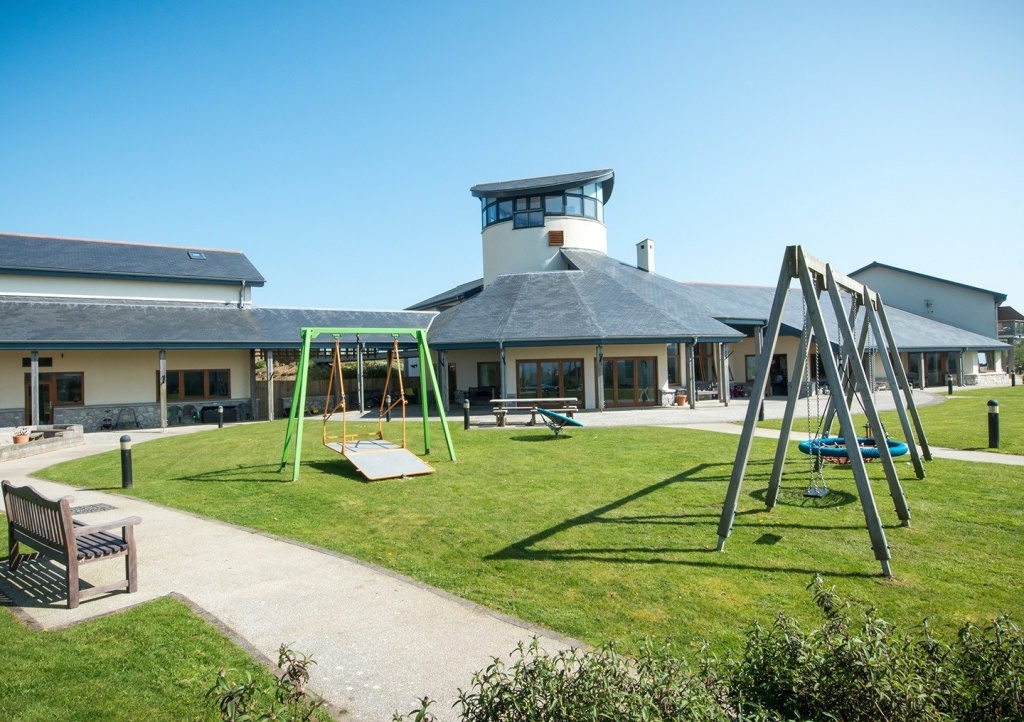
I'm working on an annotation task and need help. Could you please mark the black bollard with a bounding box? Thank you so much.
[463,399,471,430]
[217,405,224,429]
[947,375,954,396]
[988,399,1000,449]
[120,435,133,489]
[385,394,391,422]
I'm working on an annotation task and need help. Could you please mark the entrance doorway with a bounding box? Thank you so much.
[769,354,788,396]
[602,357,657,406]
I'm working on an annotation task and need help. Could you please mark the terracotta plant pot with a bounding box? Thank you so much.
[13,434,30,445]
[675,394,687,406]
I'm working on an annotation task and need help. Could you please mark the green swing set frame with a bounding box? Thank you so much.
[279,326,456,481]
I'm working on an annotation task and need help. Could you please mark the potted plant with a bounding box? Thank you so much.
[12,427,31,444]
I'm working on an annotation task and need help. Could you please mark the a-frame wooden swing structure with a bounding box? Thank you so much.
[716,246,931,577]
[280,326,455,482]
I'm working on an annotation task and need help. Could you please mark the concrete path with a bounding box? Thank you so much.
[1,390,1019,721]
[0,428,576,722]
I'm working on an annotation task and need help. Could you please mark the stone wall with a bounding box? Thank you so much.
[28,400,255,432]
[964,372,1010,388]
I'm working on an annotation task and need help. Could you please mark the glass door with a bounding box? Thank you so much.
[24,377,53,424]
[602,357,657,406]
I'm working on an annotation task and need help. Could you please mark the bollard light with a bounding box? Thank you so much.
[217,405,224,429]
[120,435,133,489]
[987,399,1000,449]
[463,398,471,431]
[385,394,392,422]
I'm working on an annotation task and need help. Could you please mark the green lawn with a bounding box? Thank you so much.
[33,418,1024,655]
[0,595,282,721]
[759,385,1024,456]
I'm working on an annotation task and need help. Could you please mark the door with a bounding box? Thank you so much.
[602,357,657,406]
[24,377,53,424]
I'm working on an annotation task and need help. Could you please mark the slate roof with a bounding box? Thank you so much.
[428,249,746,348]
[470,169,615,203]
[0,297,436,349]
[0,233,266,286]
[850,261,1006,303]
[427,249,1005,353]
[406,278,484,311]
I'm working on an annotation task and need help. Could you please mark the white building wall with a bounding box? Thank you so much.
[0,348,250,410]
[851,267,998,337]
[481,217,607,286]
[0,273,251,305]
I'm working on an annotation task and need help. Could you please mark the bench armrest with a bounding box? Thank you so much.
[73,516,142,537]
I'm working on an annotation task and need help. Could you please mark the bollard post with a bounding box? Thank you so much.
[385,394,391,422]
[947,374,954,396]
[988,399,1000,449]
[217,405,224,429]
[120,435,133,489]
[463,399,471,430]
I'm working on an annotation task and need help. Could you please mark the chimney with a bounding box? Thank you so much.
[636,238,655,273]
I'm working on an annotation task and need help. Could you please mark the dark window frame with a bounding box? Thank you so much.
[158,369,232,401]
[515,358,584,402]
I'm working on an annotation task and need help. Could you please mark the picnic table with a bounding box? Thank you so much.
[489,397,578,427]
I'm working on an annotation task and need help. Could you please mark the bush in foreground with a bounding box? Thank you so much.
[395,576,1023,722]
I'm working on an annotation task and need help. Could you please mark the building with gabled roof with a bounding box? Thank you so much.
[0,232,435,430]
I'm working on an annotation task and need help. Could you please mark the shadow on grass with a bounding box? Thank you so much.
[509,434,574,442]
[170,463,302,483]
[749,486,858,509]
[488,463,879,578]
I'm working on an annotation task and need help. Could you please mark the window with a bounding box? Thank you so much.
[22,357,54,367]
[516,359,583,402]
[666,343,682,386]
[477,362,499,387]
[55,373,83,404]
[479,181,606,229]
[187,251,207,260]
[978,352,988,372]
[160,369,231,400]
[513,196,544,228]
[745,355,758,382]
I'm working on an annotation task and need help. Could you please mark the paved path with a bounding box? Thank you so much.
[1,390,1020,720]
[0,428,576,722]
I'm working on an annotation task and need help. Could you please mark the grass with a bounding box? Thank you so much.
[33,418,1024,655]
[0,594,283,721]
[758,385,1024,455]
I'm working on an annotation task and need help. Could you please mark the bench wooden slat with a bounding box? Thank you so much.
[3,480,140,609]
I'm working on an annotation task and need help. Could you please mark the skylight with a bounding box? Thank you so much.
[187,251,207,260]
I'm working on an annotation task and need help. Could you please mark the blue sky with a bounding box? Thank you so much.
[2,1,1022,310]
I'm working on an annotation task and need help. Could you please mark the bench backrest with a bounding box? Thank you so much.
[2,480,73,558]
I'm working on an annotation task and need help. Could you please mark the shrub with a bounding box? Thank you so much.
[208,644,327,722]
[394,577,1023,722]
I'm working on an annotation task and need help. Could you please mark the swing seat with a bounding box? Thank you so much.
[326,439,435,481]
[803,486,830,498]
[798,436,909,461]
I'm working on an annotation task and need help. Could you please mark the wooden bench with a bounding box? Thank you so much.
[490,398,578,427]
[2,480,141,609]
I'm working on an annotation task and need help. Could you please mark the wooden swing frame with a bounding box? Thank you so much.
[715,246,931,577]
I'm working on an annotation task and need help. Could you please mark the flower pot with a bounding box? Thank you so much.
[675,394,687,406]
[13,434,30,445]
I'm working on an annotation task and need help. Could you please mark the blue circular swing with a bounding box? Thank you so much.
[798,436,909,462]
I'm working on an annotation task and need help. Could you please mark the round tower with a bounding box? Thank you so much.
[470,169,614,286]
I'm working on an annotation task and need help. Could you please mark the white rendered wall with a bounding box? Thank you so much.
[851,268,998,338]
[0,349,250,408]
[481,217,607,286]
[0,273,252,305]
